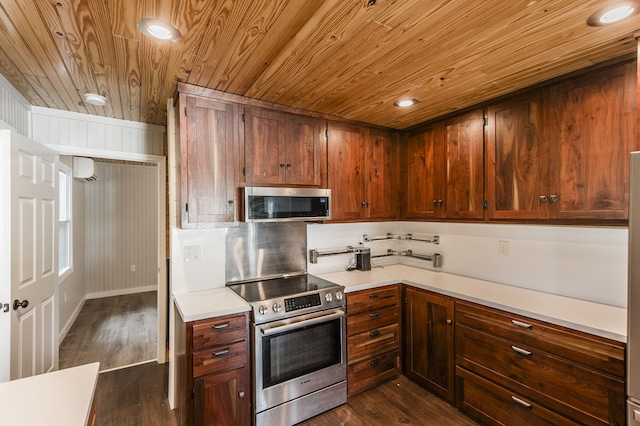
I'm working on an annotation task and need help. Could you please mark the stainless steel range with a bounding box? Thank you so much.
[225,223,347,426]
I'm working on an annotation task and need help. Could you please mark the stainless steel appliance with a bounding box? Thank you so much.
[243,186,331,222]
[225,222,346,426]
[629,152,640,424]
[228,274,347,426]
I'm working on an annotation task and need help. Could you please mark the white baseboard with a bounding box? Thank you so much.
[59,297,86,343]
[85,285,158,300]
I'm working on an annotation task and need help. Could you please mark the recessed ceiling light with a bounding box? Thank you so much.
[394,98,419,107]
[137,18,181,42]
[587,3,637,26]
[83,93,107,107]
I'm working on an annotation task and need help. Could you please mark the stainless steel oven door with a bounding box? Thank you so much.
[253,308,347,414]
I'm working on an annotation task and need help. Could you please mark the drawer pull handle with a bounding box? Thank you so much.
[212,322,230,329]
[511,346,532,357]
[238,391,245,399]
[511,395,532,409]
[212,348,230,357]
[369,293,379,299]
[369,330,380,338]
[369,359,380,367]
[511,320,533,329]
[369,312,380,318]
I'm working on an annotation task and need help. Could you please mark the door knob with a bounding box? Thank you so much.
[13,299,29,310]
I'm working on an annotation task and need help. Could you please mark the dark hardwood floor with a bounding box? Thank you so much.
[94,364,478,426]
[95,361,177,426]
[300,376,479,426]
[59,291,157,371]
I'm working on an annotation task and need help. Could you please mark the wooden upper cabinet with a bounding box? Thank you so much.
[178,93,238,227]
[327,121,399,221]
[366,128,399,220]
[404,122,446,219]
[244,107,321,187]
[444,110,485,219]
[327,121,366,221]
[548,61,636,221]
[485,90,549,219]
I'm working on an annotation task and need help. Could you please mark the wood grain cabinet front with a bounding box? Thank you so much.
[177,312,251,426]
[327,121,399,221]
[243,106,323,187]
[346,284,401,396]
[455,301,626,425]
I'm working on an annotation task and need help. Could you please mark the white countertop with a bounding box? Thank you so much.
[0,362,100,426]
[174,287,251,322]
[319,265,627,343]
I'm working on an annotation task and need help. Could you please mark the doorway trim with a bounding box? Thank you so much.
[45,145,167,364]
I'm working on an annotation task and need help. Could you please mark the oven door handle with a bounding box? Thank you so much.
[261,309,345,336]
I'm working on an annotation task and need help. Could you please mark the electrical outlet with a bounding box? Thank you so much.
[130,264,136,272]
[498,240,509,256]
[184,245,202,262]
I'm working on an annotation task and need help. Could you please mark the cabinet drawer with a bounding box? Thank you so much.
[455,301,624,378]
[348,350,400,396]
[456,367,575,426]
[457,325,625,425]
[193,340,248,378]
[347,305,400,336]
[347,285,400,315]
[348,323,399,363]
[192,314,248,351]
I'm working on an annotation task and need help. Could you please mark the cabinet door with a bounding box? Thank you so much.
[181,95,237,226]
[403,286,455,402]
[486,91,549,219]
[194,367,250,426]
[244,107,286,185]
[366,128,399,220]
[327,121,365,221]
[284,114,321,186]
[404,122,446,219]
[444,110,485,219]
[548,61,636,220]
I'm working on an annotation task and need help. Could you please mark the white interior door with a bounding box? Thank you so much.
[2,129,58,380]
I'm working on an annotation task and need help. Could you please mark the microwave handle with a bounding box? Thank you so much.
[261,309,345,336]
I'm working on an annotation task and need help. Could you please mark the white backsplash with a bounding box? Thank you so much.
[172,221,628,308]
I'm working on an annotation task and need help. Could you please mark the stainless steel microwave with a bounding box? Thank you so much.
[243,187,331,222]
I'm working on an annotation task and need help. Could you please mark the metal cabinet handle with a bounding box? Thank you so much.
[279,163,285,169]
[511,395,532,409]
[539,195,548,203]
[369,359,380,367]
[286,164,291,170]
[511,345,532,357]
[369,293,379,299]
[437,199,443,207]
[511,319,533,329]
[433,199,438,207]
[446,319,452,325]
[369,330,380,338]
[361,201,366,208]
[369,312,380,318]
[550,194,559,203]
[212,348,230,357]
[238,391,245,398]
[212,322,230,329]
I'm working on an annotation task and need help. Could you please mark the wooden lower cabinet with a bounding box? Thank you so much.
[455,301,626,425]
[176,311,251,426]
[403,286,455,402]
[346,284,401,396]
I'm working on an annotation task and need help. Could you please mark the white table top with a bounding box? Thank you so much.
[0,362,100,426]
[319,264,627,343]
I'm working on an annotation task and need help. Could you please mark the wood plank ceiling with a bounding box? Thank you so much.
[0,0,639,130]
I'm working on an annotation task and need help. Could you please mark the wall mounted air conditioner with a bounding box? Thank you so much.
[73,157,98,181]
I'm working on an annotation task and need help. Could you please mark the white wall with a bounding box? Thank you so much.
[0,73,31,137]
[84,161,159,297]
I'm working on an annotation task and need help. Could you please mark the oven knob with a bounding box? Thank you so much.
[335,291,343,301]
[272,303,282,312]
[258,305,268,315]
[325,293,333,302]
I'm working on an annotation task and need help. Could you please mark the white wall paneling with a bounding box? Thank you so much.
[0,73,30,137]
[31,106,164,156]
[84,162,158,297]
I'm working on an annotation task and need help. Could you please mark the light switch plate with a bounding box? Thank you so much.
[498,240,509,256]
[184,245,202,262]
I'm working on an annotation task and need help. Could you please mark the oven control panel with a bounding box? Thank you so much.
[284,293,321,312]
